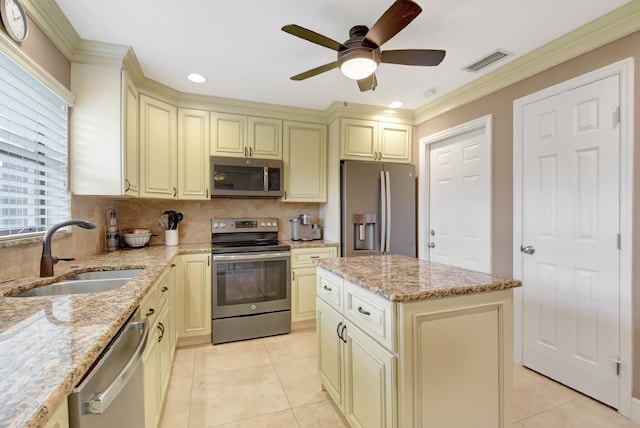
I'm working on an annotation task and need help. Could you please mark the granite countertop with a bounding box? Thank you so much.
[282,239,339,249]
[0,243,210,428]
[315,254,521,302]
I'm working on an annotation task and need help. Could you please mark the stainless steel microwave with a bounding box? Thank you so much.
[210,156,283,198]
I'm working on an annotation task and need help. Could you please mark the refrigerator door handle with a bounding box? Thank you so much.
[380,170,386,252]
[385,171,391,253]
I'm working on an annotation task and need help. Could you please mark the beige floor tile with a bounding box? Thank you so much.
[171,346,196,381]
[519,397,640,428]
[274,355,328,407]
[193,339,272,377]
[189,364,290,428]
[213,409,299,428]
[513,365,581,421]
[160,378,192,428]
[292,400,348,428]
[263,327,317,363]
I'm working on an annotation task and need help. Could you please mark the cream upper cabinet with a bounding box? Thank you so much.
[178,109,210,200]
[340,118,412,163]
[139,94,178,199]
[123,73,139,196]
[282,121,327,202]
[70,65,139,195]
[176,253,212,338]
[211,113,282,159]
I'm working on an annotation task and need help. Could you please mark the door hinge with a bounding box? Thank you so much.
[617,233,621,250]
[614,106,620,126]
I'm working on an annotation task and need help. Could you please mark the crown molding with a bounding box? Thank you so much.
[21,0,80,59]
[325,101,416,124]
[414,0,640,125]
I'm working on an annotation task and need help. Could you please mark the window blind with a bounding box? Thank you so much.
[0,49,69,239]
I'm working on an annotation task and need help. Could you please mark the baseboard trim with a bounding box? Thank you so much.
[630,398,640,422]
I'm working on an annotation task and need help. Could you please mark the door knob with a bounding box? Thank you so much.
[427,242,436,248]
[520,245,535,255]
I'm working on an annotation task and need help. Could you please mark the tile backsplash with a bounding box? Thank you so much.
[0,196,321,282]
[114,198,320,245]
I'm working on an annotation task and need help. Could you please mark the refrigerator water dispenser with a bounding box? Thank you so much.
[353,213,376,251]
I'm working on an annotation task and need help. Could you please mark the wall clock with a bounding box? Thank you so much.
[0,0,28,43]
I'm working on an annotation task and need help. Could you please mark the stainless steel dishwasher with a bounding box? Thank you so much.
[68,308,148,428]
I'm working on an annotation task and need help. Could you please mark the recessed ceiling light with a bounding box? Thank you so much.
[187,73,207,83]
[388,101,403,109]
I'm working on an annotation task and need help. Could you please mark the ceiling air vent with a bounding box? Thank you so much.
[463,49,512,72]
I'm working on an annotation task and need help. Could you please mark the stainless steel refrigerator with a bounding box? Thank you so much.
[341,160,416,257]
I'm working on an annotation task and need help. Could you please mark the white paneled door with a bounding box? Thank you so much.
[521,74,620,408]
[427,121,491,274]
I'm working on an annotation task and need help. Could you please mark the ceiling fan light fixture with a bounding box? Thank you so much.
[338,48,381,80]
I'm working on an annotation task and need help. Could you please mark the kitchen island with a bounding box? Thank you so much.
[315,255,521,428]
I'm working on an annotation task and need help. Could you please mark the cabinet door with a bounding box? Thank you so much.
[344,323,396,428]
[178,109,210,199]
[139,95,178,198]
[282,121,327,202]
[210,112,246,157]
[249,117,282,159]
[379,122,412,163]
[157,303,172,399]
[292,267,318,322]
[123,71,139,196]
[340,118,378,161]
[143,326,160,428]
[316,298,344,409]
[177,254,212,337]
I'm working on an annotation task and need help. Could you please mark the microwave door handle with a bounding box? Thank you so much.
[263,167,269,192]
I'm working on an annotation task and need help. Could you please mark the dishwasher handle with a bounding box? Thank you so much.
[86,319,149,414]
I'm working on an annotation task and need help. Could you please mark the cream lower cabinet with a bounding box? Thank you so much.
[176,253,212,338]
[317,298,396,428]
[142,266,176,428]
[44,397,69,428]
[291,247,337,322]
[282,121,327,202]
[317,268,514,428]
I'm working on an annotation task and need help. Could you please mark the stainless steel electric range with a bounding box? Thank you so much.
[210,218,291,344]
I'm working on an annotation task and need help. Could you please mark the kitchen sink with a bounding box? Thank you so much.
[66,269,143,281]
[14,269,143,297]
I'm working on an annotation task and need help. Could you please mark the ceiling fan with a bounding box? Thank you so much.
[282,0,446,92]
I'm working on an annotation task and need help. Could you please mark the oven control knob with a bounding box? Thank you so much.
[261,222,266,227]
[213,223,219,228]
[220,222,226,228]
[250,304,257,310]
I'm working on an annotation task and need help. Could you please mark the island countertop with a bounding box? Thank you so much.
[315,254,521,302]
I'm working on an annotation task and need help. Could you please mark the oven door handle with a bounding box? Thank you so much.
[212,251,291,262]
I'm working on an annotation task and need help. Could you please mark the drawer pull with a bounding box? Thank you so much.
[310,256,320,259]
[357,306,371,316]
[161,286,169,293]
[323,285,332,291]
[145,308,155,317]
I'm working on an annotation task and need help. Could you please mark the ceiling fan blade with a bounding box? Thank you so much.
[290,61,339,81]
[357,73,378,92]
[381,49,446,66]
[363,0,422,48]
[282,24,344,51]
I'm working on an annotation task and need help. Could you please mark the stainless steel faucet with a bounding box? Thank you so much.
[40,220,96,277]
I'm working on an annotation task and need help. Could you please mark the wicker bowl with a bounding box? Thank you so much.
[122,233,151,248]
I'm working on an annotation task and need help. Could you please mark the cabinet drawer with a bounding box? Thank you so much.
[317,269,343,311]
[157,269,171,310]
[344,282,395,352]
[292,247,337,268]
[140,282,159,326]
